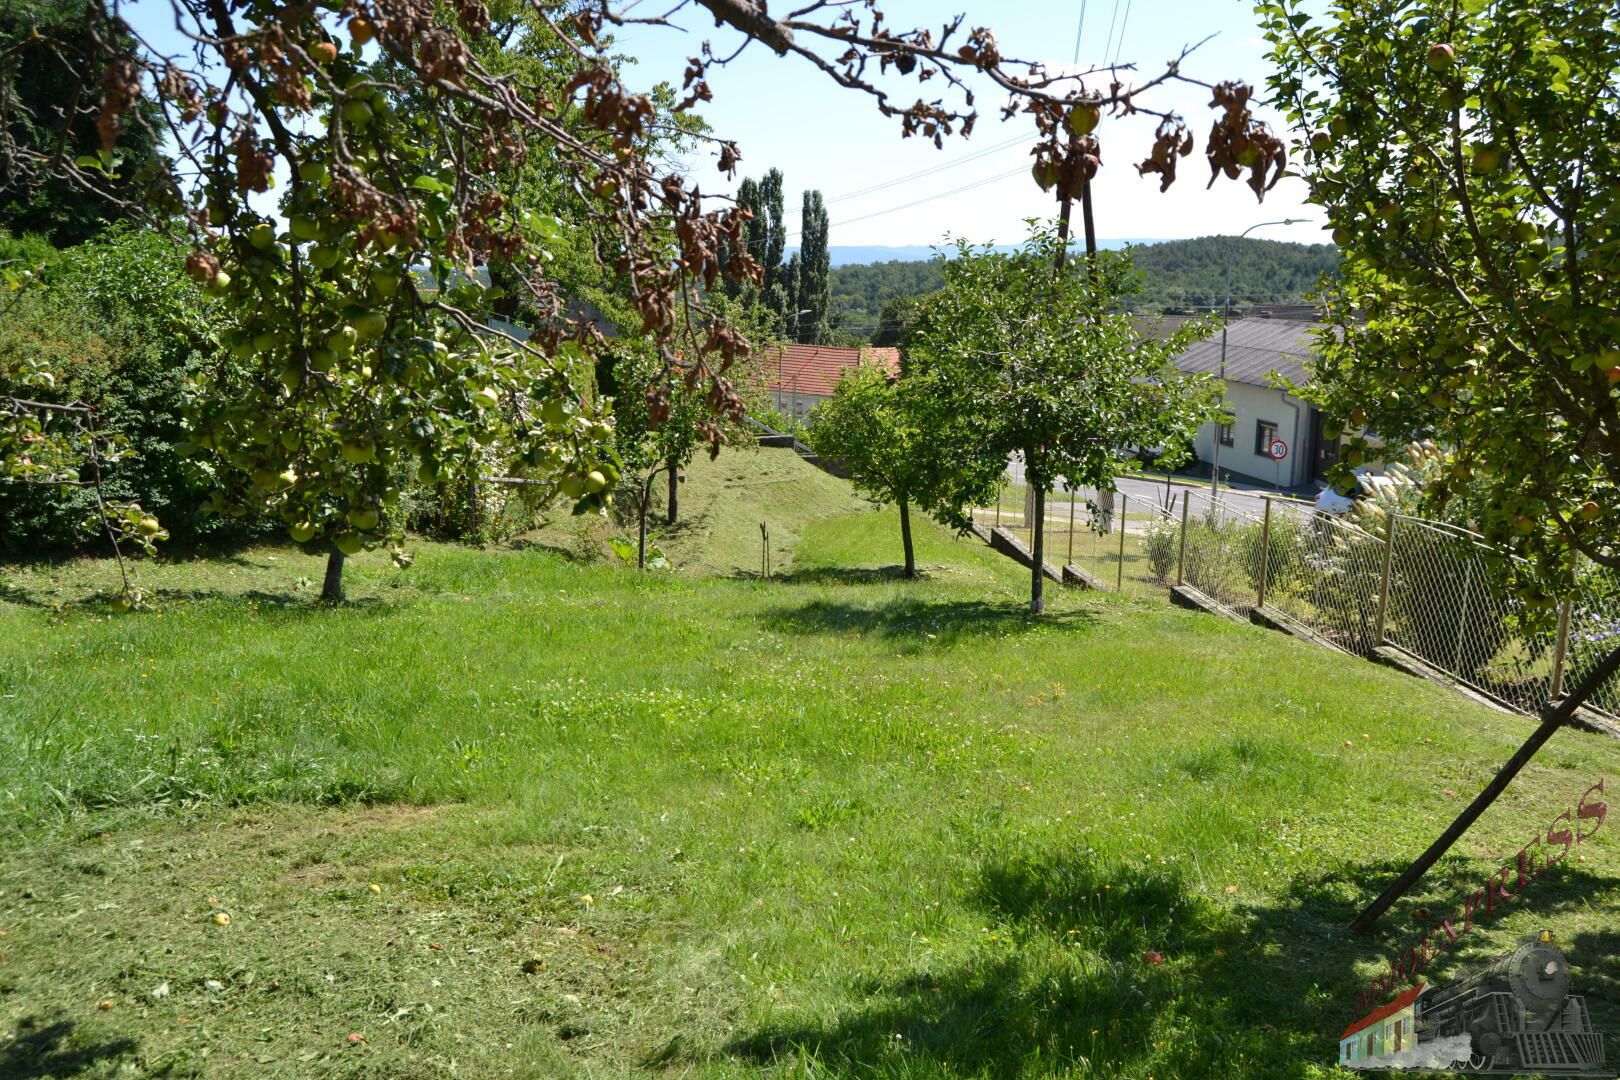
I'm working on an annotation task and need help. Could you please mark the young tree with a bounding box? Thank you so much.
[911,224,1219,613]
[1263,0,1620,593]
[807,360,999,577]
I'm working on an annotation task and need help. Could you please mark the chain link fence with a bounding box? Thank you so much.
[970,475,1620,723]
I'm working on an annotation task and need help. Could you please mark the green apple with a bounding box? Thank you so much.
[417,461,438,485]
[334,532,365,556]
[1426,42,1456,70]
[298,160,328,186]
[584,469,607,494]
[310,245,341,270]
[346,506,379,530]
[278,365,302,392]
[341,438,375,464]
[248,222,276,249]
[559,472,587,498]
[253,331,279,353]
[327,325,358,354]
[205,271,232,296]
[136,515,162,537]
[342,98,374,128]
[309,347,337,372]
[289,520,316,543]
[290,215,324,242]
[353,310,388,340]
[472,386,499,409]
[370,269,402,297]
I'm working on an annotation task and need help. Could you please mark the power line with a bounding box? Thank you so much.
[1101,0,1123,68]
[782,131,1030,217]
[1072,0,1088,64]
[1110,0,1135,67]
[827,166,1029,229]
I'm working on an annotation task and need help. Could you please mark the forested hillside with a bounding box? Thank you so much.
[827,236,1341,340]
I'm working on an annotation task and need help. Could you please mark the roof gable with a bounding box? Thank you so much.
[1171,318,1323,389]
[763,344,900,398]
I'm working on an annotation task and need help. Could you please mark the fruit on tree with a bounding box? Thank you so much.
[1426,43,1456,70]
[137,515,161,537]
[310,41,338,64]
[473,386,499,409]
[1309,131,1332,154]
[341,438,376,464]
[290,215,324,242]
[289,520,316,542]
[248,222,276,249]
[1066,102,1101,136]
[1578,500,1601,520]
[352,310,388,340]
[334,532,365,555]
[346,506,379,530]
[584,469,607,493]
[558,472,587,498]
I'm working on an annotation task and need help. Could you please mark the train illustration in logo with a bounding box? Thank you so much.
[1340,932,1607,1073]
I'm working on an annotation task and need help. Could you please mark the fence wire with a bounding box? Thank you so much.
[969,476,1620,724]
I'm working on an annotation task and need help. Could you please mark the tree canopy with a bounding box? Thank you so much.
[1265,0,1620,594]
[910,224,1219,612]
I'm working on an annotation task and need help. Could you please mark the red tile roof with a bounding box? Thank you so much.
[1340,984,1424,1041]
[762,344,900,398]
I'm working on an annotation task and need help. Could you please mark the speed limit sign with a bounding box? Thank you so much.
[1268,438,1289,461]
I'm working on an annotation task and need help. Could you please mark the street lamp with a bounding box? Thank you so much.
[1210,217,1311,500]
[783,308,814,420]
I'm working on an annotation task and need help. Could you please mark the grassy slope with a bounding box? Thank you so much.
[1,501,1619,1079]
[512,445,871,578]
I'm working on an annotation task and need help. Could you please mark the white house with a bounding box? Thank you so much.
[1169,312,1339,490]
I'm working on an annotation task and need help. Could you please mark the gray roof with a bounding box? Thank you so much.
[1171,317,1321,389]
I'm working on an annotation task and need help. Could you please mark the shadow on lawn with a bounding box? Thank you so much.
[0,1018,142,1079]
[762,597,1097,647]
[722,853,1620,1077]
[766,565,918,585]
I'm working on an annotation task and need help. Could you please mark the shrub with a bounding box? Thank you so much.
[0,228,244,554]
[1144,517,1178,582]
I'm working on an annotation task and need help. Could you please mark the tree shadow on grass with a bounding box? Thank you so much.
[761,565,918,585]
[0,1018,140,1079]
[761,597,1097,649]
[722,852,1620,1078]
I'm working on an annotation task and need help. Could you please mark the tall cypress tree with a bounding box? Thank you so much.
[798,190,830,345]
[760,168,786,295]
[731,176,763,302]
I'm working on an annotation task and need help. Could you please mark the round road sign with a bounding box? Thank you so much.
[1268,438,1289,461]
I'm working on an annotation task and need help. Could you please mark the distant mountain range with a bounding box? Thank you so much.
[810,240,1151,268]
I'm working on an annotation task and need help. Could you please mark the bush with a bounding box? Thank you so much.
[0,229,255,554]
[1144,517,1178,582]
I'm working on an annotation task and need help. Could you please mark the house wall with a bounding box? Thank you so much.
[1192,382,1315,490]
[770,389,832,423]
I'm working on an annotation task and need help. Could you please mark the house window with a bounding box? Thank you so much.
[1217,421,1234,447]
[1255,419,1279,457]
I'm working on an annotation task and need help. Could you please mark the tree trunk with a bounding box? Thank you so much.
[638,480,650,570]
[321,547,346,603]
[666,462,679,524]
[898,495,916,578]
[1030,484,1046,615]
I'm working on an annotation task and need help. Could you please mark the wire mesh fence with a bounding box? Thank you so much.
[968,472,1620,724]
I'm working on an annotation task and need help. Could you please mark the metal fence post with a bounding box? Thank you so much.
[1374,513,1398,646]
[1551,597,1573,700]
[1067,483,1076,565]
[995,479,1002,528]
[1257,496,1273,609]
[1117,492,1128,591]
[1176,492,1189,587]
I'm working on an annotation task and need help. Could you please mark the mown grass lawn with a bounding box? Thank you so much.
[2,495,1619,1079]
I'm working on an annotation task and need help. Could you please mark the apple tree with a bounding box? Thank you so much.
[1263,0,1620,593]
[909,225,1219,613]
[807,360,1000,578]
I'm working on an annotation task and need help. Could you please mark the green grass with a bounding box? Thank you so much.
[3,493,1620,1078]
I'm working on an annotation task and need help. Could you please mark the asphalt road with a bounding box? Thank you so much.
[1002,457,1315,522]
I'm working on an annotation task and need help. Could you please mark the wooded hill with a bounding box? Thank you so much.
[828,236,1341,341]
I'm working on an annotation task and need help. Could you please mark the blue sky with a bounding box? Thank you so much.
[119,0,1327,250]
[611,0,1328,249]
